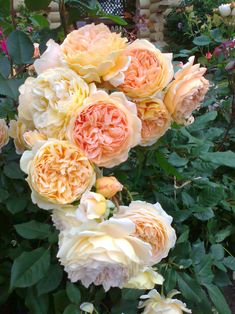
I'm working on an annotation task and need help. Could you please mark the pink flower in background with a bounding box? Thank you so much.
[0,39,8,55]
[205,52,212,60]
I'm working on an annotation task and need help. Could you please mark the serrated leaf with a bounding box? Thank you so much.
[205,284,231,314]
[223,256,235,270]
[14,220,51,239]
[177,273,201,302]
[187,111,217,132]
[210,244,224,261]
[6,30,34,64]
[37,264,63,295]
[200,151,235,168]
[10,248,50,288]
[66,282,81,305]
[215,226,234,243]
[156,152,184,179]
[194,255,213,284]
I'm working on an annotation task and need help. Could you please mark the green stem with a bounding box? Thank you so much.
[10,0,17,29]
[59,0,68,36]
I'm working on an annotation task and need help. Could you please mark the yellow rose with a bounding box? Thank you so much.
[116,201,176,264]
[9,119,34,154]
[96,176,123,199]
[20,140,95,210]
[117,39,174,99]
[139,290,192,314]
[18,67,90,139]
[57,218,152,291]
[76,191,107,221]
[136,99,171,146]
[61,23,130,83]
[164,56,210,125]
[0,119,9,152]
[67,91,141,168]
[125,267,164,290]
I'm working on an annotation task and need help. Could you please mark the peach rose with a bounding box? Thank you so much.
[164,56,210,125]
[67,91,141,168]
[136,99,171,146]
[18,67,90,139]
[116,201,176,264]
[57,218,152,291]
[23,130,47,148]
[96,176,123,198]
[20,140,95,210]
[139,290,191,314]
[117,39,174,98]
[61,23,130,83]
[0,119,9,151]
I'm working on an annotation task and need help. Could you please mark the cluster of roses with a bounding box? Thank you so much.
[8,23,209,312]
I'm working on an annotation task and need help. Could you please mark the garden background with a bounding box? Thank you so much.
[0,0,234,313]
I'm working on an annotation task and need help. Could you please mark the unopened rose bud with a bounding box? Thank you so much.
[96,176,123,199]
[218,4,231,17]
[205,52,212,60]
[33,43,40,58]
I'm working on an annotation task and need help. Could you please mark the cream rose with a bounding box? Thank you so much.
[139,290,192,314]
[76,191,107,222]
[23,130,47,148]
[96,176,123,199]
[52,205,82,231]
[20,140,95,210]
[61,23,130,83]
[67,91,141,168]
[116,201,176,264]
[57,218,152,291]
[34,39,64,74]
[125,267,164,290]
[136,99,171,146]
[117,39,174,99]
[0,119,9,151]
[18,67,90,139]
[9,119,34,154]
[164,56,209,125]
[218,4,231,17]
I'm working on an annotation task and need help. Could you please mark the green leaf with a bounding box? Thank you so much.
[200,151,235,168]
[102,14,127,25]
[187,111,217,132]
[223,256,235,270]
[194,255,213,284]
[0,188,9,202]
[63,304,80,314]
[210,244,224,261]
[205,284,231,314]
[163,268,177,292]
[0,0,10,15]
[215,226,234,243]
[0,56,11,78]
[122,289,143,301]
[14,220,51,239]
[4,162,25,179]
[25,287,49,314]
[6,197,28,214]
[66,282,81,306]
[193,35,211,46]
[193,207,215,221]
[177,272,201,302]
[6,30,34,65]
[10,248,50,288]
[168,152,188,167]
[54,290,70,313]
[30,14,50,28]
[156,152,184,179]
[25,0,51,11]
[0,78,24,100]
[37,264,63,295]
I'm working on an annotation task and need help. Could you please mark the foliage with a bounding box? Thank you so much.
[0,0,234,314]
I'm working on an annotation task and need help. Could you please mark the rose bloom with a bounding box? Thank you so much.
[23,130,47,148]
[117,39,174,98]
[9,119,34,154]
[52,205,82,231]
[139,290,191,314]
[96,176,123,198]
[0,119,9,151]
[20,140,95,210]
[116,201,176,264]
[80,303,94,314]
[164,56,209,125]
[57,218,152,291]
[76,191,107,222]
[61,23,130,83]
[136,98,171,146]
[125,267,164,290]
[67,90,141,168]
[218,4,231,17]
[18,67,90,139]
[34,39,64,75]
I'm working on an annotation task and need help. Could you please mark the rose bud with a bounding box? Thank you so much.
[96,176,123,199]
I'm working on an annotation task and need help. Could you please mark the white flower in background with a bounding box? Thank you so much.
[218,3,232,17]
[124,267,164,290]
[76,191,107,222]
[80,302,94,313]
[138,290,192,314]
[57,218,152,291]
